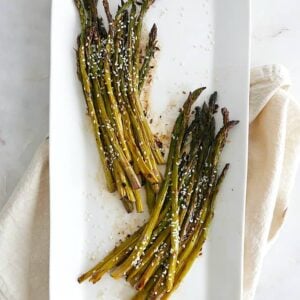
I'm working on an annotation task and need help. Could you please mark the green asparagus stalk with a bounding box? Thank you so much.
[165,88,205,291]
[75,7,239,291]
[110,101,187,278]
[78,227,142,283]
[78,90,238,293]
[76,37,116,192]
[138,24,158,92]
[145,181,156,213]
[157,164,230,300]
[79,195,172,285]
[74,0,164,212]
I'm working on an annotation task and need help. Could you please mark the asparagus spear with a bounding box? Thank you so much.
[157,165,230,300]
[112,8,161,186]
[78,90,238,297]
[138,24,158,92]
[110,100,187,278]
[145,181,156,212]
[144,103,238,299]
[76,37,116,192]
[79,196,172,285]
[85,38,141,190]
[126,115,216,286]
[74,0,166,211]
[75,10,239,291]
[167,88,205,291]
[78,227,142,283]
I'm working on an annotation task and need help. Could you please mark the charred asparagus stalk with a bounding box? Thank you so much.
[78,89,239,299]
[74,0,164,212]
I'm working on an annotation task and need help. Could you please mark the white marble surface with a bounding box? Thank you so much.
[252,1,300,299]
[0,0,299,299]
[0,0,50,204]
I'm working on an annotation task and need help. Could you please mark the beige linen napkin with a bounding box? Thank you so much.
[244,65,300,299]
[0,65,299,300]
[0,139,49,300]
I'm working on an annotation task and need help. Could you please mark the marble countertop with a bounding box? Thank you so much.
[0,0,299,299]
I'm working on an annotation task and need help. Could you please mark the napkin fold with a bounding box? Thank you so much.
[0,65,300,300]
[244,65,300,299]
[0,139,49,300]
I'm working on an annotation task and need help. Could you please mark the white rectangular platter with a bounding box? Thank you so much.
[49,0,250,299]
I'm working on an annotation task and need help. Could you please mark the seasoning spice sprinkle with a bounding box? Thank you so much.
[78,87,239,299]
[74,0,164,213]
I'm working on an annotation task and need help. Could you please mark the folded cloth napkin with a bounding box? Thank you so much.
[244,65,300,299]
[0,139,49,300]
[0,65,300,300]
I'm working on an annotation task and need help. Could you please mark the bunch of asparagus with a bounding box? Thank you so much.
[75,0,164,212]
[78,89,239,299]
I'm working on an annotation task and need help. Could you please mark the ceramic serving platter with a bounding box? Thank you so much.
[49,0,250,299]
